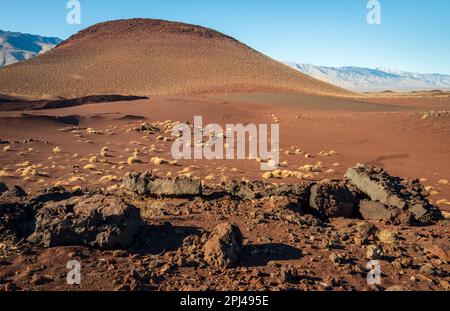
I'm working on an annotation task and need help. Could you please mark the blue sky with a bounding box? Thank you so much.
[1,0,449,74]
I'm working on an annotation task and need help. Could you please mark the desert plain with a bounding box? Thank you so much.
[0,19,449,291]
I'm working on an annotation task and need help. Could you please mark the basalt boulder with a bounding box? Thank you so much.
[0,198,30,239]
[309,180,357,219]
[122,171,201,197]
[0,182,8,195]
[226,180,267,200]
[345,164,438,223]
[1,185,27,198]
[28,194,144,249]
[225,181,312,205]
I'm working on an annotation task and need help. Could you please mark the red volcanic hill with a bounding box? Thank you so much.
[0,19,352,99]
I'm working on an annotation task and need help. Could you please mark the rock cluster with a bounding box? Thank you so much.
[0,164,443,256]
[0,163,448,291]
[345,164,438,224]
[122,165,440,225]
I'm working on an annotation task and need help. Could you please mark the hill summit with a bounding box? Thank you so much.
[0,19,350,98]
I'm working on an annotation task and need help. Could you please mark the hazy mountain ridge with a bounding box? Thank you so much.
[0,30,62,67]
[285,62,450,92]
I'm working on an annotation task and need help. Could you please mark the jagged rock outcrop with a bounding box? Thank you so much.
[345,164,438,224]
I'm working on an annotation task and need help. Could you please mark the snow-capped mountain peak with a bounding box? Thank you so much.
[0,30,62,67]
[285,62,450,92]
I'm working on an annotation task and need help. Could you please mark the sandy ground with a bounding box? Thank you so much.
[1,93,449,211]
[0,93,449,291]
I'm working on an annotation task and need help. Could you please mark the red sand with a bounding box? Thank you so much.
[0,93,449,211]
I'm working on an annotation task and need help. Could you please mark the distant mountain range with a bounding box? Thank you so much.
[0,30,62,67]
[285,62,450,92]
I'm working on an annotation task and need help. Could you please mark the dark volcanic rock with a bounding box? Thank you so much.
[28,186,78,206]
[122,171,151,196]
[266,183,313,200]
[225,181,312,205]
[0,185,32,239]
[226,181,266,200]
[0,182,8,195]
[0,199,30,238]
[309,180,357,218]
[122,171,201,197]
[203,223,243,268]
[28,194,144,249]
[345,165,406,208]
[345,164,436,222]
[1,186,87,240]
[2,185,27,198]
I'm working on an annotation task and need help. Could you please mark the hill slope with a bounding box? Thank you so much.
[286,62,450,92]
[0,19,350,98]
[0,30,62,67]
